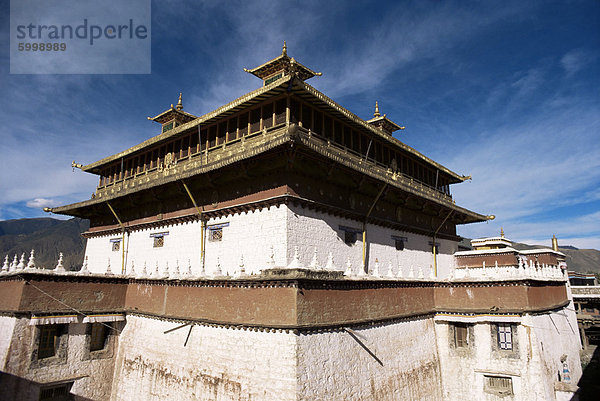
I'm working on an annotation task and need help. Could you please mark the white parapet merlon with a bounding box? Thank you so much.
[450,263,566,282]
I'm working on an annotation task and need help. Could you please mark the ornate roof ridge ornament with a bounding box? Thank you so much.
[366,101,404,135]
[244,42,322,83]
[176,92,183,111]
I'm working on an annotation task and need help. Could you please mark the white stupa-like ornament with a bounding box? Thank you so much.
[288,246,303,269]
[324,251,335,271]
[26,250,36,270]
[344,257,353,276]
[309,247,320,270]
[55,253,65,273]
[17,253,26,270]
[80,256,90,275]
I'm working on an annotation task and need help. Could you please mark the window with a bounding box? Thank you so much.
[162,121,174,133]
[454,323,469,348]
[344,230,357,245]
[392,236,407,251]
[209,227,223,242]
[38,325,65,359]
[497,323,513,350]
[39,382,73,401]
[484,375,513,396]
[89,323,110,352]
[150,232,168,248]
[340,226,361,245]
[429,241,439,254]
[111,239,121,252]
[207,223,229,242]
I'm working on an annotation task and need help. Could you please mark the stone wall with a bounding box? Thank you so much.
[296,318,443,400]
[0,317,117,401]
[110,315,297,401]
[434,308,581,400]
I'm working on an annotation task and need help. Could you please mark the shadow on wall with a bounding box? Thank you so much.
[578,345,600,401]
[0,371,93,401]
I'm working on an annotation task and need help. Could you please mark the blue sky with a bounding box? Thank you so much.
[1,0,599,250]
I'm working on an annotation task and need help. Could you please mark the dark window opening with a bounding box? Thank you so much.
[39,382,73,401]
[250,108,261,133]
[454,323,469,348]
[275,98,286,125]
[89,323,110,352]
[239,112,249,137]
[38,325,66,359]
[263,102,273,129]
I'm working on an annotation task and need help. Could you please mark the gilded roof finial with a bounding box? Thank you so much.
[552,234,559,252]
[500,227,504,238]
[282,41,287,56]
[374,101,381,118]
[176,93,183,111]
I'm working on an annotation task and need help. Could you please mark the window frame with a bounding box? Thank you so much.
[36,324,67,361]
[89,323,110,352]
[454,323,469,348]
[497,323,513,350]
[340,226,361,246]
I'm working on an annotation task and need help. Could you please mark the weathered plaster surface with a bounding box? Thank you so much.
[111,315,297,401]
[0,317,116,401]
[296,318,443,400]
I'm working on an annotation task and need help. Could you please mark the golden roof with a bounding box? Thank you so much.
[243,42,322,82]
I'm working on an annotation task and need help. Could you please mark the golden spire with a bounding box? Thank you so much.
[500,227,504,238]
[552,235,559,252]
[282,41,287,56]
[176,93,183,111]
[374,101,381,118]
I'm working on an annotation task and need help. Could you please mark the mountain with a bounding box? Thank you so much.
[511,242,600,274]
[0,218,89,271]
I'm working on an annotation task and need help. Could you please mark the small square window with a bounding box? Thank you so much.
[395,239,405,251]
[484,375,513,396]
[209,228,223,242]
[344,230,357,245]
[454,323,469,348]
[497,323,513,350]
[39,382,73,401]
[153,236,164,248]
[38,325,65,359]
[89,323,110,352]
[112,241,120,252]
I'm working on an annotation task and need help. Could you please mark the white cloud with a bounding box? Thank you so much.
[26,198,61,209]
[561,49,595,76]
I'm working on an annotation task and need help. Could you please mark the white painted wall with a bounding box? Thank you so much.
[111,315,297,401]
[286,204,458,277]
[0,315,16,368]
[0,317,116,400]
[296,318,443,400]
[83,205,288,275]
[434,308,582,401]
[84,204,458,278]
